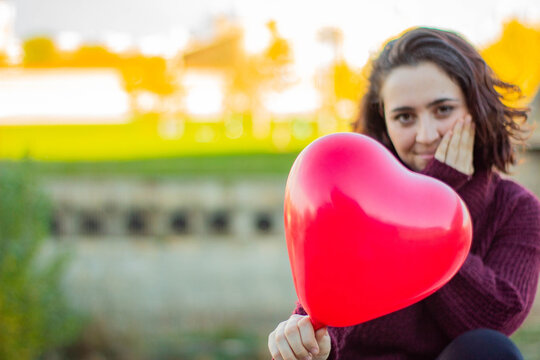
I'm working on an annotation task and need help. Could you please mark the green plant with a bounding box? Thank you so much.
[0,161,80,359]
[148,326,264,360]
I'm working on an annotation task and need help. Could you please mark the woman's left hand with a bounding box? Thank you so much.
[434,114,475,176]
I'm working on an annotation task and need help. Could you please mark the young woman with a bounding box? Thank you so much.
[268,27,540,360]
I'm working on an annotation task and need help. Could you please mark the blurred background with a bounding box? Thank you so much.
[0,0,539,359]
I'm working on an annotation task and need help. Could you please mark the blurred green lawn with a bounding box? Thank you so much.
[0,114,350,162]
[512,320,540,359]
[0,152,299,178]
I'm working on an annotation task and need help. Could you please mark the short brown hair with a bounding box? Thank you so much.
[353,27,529,173]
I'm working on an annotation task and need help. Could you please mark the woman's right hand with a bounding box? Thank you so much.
[434,114,475,176]
[268,314,331,360]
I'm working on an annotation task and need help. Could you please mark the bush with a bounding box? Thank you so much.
[0,161,80,359]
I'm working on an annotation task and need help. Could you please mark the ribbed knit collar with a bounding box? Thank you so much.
[458,168,495,222]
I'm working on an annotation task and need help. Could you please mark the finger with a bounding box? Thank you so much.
[315,327,332,358]
[466,117,475,150]
[457,116,474,174]
[269,330,284,360]
[284,318,312,359]
[461,117,473,151]
[435,130,452,163]
[465,119,475,175]
[274,322,298,360]
[446,120,464,166]
[298,316,319,355]
[455,119,470,172]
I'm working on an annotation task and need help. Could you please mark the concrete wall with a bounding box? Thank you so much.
[44,176,296,342]
[44,238,296,339]
[47,178,285,239]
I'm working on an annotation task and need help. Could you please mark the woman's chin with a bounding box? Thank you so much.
[414,156,434,172]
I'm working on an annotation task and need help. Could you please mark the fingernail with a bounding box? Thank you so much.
[311,347,319,355]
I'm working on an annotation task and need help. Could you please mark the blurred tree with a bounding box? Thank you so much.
[0,51,8,67]
[22,37,58,66]
[482,19,540,106]
[227,20,294,116]
[0,162,80,359]
[71,45,120,67]
[318,27,344,61]
[67,46,176,100]
[332,60,365,101]
[123,55,179,112]
[20,37,177,112]
[316,26,366,124]
[120,55,178,113]
[264,20,293,65]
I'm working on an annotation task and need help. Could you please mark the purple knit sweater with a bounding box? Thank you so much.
[293,159,540,359]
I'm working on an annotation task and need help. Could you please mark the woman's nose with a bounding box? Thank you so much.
[415,117,439,144]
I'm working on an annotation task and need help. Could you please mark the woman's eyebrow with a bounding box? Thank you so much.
[390,98,459,113]
[426,98,460,107]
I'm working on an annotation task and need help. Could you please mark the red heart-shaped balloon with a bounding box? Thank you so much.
[284,133,472,328]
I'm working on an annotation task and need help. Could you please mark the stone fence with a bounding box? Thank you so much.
[47,178,286,239]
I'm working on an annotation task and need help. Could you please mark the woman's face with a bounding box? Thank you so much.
[381,62,469,172]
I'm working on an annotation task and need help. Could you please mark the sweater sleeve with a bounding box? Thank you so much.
[293,300,307,316]
[423,190,540,337]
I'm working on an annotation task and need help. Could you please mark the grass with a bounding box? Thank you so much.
[0,152,300,179]
[0,113,324,178]
[512,322,540,359]
[148,327,264,360]
[0,113,351,162]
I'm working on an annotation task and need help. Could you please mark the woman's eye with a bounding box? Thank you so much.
[436,105,454,116]
[395,113,413,124]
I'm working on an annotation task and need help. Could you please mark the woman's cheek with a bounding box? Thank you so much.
[439,116,460,135]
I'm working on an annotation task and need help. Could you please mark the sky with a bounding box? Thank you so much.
[10,0,540,67]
